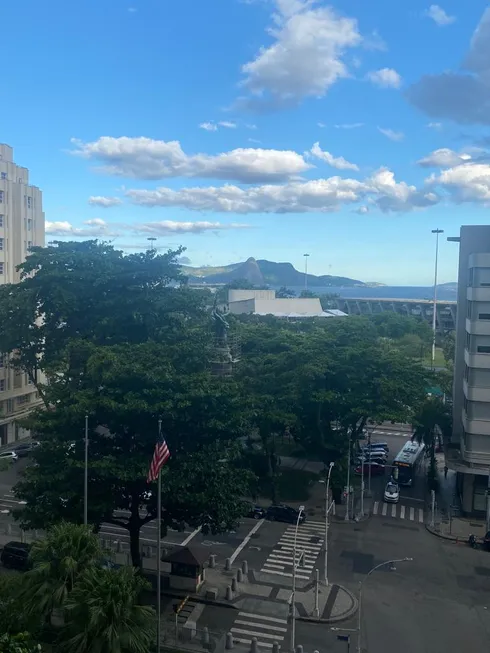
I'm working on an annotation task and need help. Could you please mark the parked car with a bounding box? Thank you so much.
[0,451,18,463]
[356,451,388,463]
[383,481,400,503]
[245,504,266,520]
[362,442,389,453]
[0,541,31,571]
[354,462,385,476]
[266,504,306,524]
[12,441,40,458]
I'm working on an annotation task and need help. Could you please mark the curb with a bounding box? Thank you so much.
[425,523,466,543]
[297,585,358,624]
[160,589,239,609]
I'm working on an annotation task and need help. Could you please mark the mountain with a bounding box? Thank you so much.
[181,257,366,287]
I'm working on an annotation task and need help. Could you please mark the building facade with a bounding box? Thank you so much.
[448,226,490,515]
[0,144,45,446]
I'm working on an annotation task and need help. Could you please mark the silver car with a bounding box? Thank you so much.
[384,481,400,503]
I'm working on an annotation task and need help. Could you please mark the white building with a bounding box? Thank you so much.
[0,144,45,446]
[226,289,347,318]
[448,226,490,515]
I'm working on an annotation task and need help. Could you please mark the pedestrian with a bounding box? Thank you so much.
[444,465,448,479]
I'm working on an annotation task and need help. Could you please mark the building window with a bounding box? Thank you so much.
[466,332,471,350]
[0,237,3,251]
[464,364,469,381]
[27,241,32,250]
[477,345,490,353]
[0,214,3,227]
[0,191,3,204]
[0,173,6,180]
[16,394,31,406]
[26,196,32,209]
[479,313,490,320]
[481,283,490,288]
[0,263,3,275]
[0,380,5,392]
[468,268,474,287]
[27,218,32,230]
[6,399,13,413]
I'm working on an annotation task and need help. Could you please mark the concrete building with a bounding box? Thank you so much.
[0,144,45,446]
[226,289,347,318]
[447,226,490,515]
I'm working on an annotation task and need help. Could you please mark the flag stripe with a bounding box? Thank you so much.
[147,434,170,483]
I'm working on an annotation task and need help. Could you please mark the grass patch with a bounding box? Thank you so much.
[276,469,317,502]
[422,347,446,368]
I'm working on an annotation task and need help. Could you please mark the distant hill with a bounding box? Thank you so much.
[181,257,366,287]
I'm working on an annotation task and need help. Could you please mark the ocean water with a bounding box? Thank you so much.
[280,286,458,302]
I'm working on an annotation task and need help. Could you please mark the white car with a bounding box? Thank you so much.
[0,451,18,463]
[384,481,400,503]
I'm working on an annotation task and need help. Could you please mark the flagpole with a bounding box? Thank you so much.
[157,419,162,653]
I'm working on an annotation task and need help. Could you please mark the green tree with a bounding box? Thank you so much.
[14,341,252,568]
[411,397,452,491]
[19,522,104,622]
[318,293,340,310]
[299,289,318,298]
[0,633,42,653]
[0,575,36,638]
[276,286,296,298]
[442,331,456,369]
[59,566,155,653]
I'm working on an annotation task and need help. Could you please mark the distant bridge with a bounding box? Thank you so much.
[335,297,457,332]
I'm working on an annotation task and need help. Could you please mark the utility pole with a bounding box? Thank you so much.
[83,415,88,526]
[431,229,444,368]
[345,433,351,521]
[324,462,334,585]
[290,506,305,653]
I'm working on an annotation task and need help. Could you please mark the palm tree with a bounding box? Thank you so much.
[59,566,156,653]
[20,522,103,622]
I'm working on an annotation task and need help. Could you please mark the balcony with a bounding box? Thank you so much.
[462,409,490,436]
[465,348,490,369]
[466,317,490,336]
[463,378,490,402]
[467,287,490,302]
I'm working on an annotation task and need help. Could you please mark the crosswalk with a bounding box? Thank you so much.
[0,493,26,514]
[261,520,324,581]
[231,611,288,650]
[370,429,410,439]
[373,501,424,523]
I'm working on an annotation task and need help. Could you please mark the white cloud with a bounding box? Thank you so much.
[239,0,361,107]
[417,148,472,168]
[126,167,438,215]
[377,127,405,142]
[248,138,262,144]
[425,5,455,26]
[199,122,218,131]
[45,219,117,237]
[356,205,370,214]
[71,136,312,183]
[88,195,123,207]
[133,221,252,235]
[366,68,402,89]
[310,142,359,171]
[427,122,442,129]
[246,124,258,130]
[335,123,364,129]
[317,122,326,128]
[218,121,237,129]
[428,162,490,202]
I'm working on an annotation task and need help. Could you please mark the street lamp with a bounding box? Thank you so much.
[303,253,310,291]
[319,463,334,585]
[290,504,305,653]
[431,229,444,369]
[357,557,413,653]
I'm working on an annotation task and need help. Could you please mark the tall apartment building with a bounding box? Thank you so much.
[448,225,490,515]
[0,144,45,446]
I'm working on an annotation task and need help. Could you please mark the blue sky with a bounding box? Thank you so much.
[2,0,490,285]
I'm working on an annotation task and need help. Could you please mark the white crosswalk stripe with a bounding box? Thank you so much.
[231,612,288,649]
[373,501,424,523]
[369,430,411,438]
[261,521,324,580]
[0,493,26,514]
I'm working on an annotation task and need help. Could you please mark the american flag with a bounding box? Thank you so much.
[147,426,170,483]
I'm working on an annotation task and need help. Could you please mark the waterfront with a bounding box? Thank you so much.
[283,285,458,302]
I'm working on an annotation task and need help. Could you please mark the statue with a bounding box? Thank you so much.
[212,309,229,343]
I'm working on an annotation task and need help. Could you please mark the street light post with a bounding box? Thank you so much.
[431,229,444,368]
[345,433,351,521]
[290,505,305,653]
[323,463,334,585]
[83,415,88,526]
[303,253,310,292]
[357,558,413,653]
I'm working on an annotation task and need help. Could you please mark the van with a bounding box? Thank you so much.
[0,541,31,571]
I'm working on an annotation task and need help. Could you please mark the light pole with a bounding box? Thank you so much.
[345,433,351,521]
[147,236,157,252]
[357,557,413,653]
[321,462,334,585]
[290,504,305,653]
[431,229,444,368]
[303,253,310,292]
[83,415,88,526]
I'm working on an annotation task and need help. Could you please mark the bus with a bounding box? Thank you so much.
[392,441,425,487]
